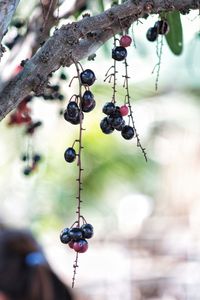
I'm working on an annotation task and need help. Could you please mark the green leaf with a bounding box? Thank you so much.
[164,11,183,55]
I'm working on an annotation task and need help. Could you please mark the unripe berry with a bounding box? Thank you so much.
[120,105,129,116]
[119,35,132,47]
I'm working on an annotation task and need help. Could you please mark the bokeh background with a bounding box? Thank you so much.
[1,1,200,299]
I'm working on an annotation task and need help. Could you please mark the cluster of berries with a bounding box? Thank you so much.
[21,153,42,176]
[146,20,169,42]
[63,68,96,163]
[100,102,135,139]
[112,35,132,61]
[42,72,67,102]
[60,223,93,253]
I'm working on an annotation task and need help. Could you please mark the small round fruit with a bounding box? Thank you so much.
[60,228,71,244]
[119,35,132,47]
[64,148,76,163]
[69,227,83,241]
[81,223,94,239]
[112,46,127,61]
[33,154,41,162]
[110,116,124,129]
[100,117,114,134]
[146,27,158,42]
[23,167,32,176]
[115,119,125,131]
[121,125,135,140]
[68,240,75,249]
[80,69,96,86]
[81,91,96,112]
[120,105,129,116]
[66,101,79,118]
[102,102,116,115]
[73,239,88,253]
[64,110,84,125]
[154,20,169,35]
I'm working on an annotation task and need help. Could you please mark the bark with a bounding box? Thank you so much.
[0,0,199,121]
[0,0,20,59]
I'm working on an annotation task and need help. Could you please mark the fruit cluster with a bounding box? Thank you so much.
[60,223,93,253]
[21,153,42,176]
[112,35,132,61]
[146,20,169,42]
[100,102,135,139]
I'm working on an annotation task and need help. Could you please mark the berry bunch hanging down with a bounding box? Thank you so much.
[146,19,169,42]
[101,34,147,161]
[61,62,96,288]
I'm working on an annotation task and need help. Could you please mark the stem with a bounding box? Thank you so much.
[112,36,117,103]
[71,60,84,288]
[123,58,147,162]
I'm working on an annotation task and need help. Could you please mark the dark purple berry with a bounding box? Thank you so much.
[73,239,88,253]
[102,102,116,115]
[81,91,96,112]
[33,154,41,162]
[154,20,169,35]
[23,167,32,176]
[69,227,83,241]
[146,27,158,42]
[60,72,67,80]
[81,224,94,239]
[64,110,84,125]
[80,69,96,86]
[60,228,71,244]
[110,116,124,129]
[64,147,76,163]
[115,119,125,131]
[21,154,28,161]
[66,101,79,118]
[121,125,135,140]
[100,117,114,134]
[112,46,127,61]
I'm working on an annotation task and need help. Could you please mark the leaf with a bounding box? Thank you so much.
[164,11,183,55]
[98,0,105,12]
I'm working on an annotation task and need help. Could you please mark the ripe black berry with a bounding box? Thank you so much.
[80,69,96,86]
[60,228,71,244]
[112,46,127,61]
[73,239,88,253]
[33,154,41,162]
[66,101,79,118]
[115,119,125,131]
[23,167,32,176]
[64,147,76,163]
[60,72,67,80]
[64,110,84,125]
[110,116,124,129]
[146,27,158,42]
[154,20,169,35]
[81,91,96,112]
[102,102,116,115]
[121,125,135,140]
[81,224,94,239]
[100,117,114,134]
[69,227,83,241]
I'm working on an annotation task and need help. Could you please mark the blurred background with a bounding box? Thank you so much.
[1,1,200,299]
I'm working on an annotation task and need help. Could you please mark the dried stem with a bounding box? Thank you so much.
[123,58,147,162]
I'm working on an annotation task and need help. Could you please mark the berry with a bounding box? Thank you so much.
[64,110,84,125]
[81,91,96,112]
[110,116,124,129]
[81,224,94,239]
[60,228,71,244]
[119,35,132,47]
[80,69,96,86]
[64,148,76,163]
[69,227,83,241]
[154,20,169,35]
[100,117,114,134]
[60,72,67,80]
[102,102,116,115]
[146,27,158,42]
[33,154,41,163]
[66,101,79,118]
[68,240,75,249]
[21,154,28,161]
[112,46,127,61]
[73,239,88,253]
[120,105,129,116]
[23,167,32,176]
[121,125,135,140]
[115,119,125,131]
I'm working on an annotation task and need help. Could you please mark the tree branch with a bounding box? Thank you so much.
[0,0,20,60]
[0,0,198,121]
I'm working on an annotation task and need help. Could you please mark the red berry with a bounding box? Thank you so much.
[73,239,88,253]
[120,105,129,116]
[119,35,132,47]
[68,240,74,249]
